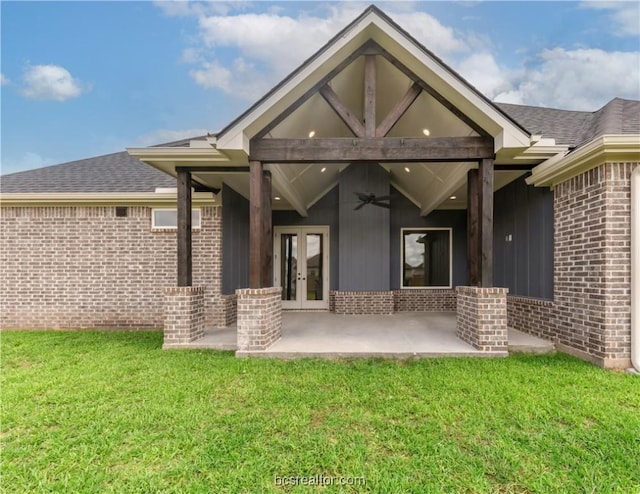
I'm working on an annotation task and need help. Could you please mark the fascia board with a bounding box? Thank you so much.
[527,135,640,187]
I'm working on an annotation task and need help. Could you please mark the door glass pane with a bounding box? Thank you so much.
[306,233,323,301]
[280,234,297,301]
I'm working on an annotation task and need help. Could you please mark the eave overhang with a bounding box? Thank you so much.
[527,135,640,187]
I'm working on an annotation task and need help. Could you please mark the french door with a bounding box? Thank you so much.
[274,226,329,309]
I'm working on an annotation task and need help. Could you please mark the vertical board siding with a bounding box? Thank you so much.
[222,184,249,294]
[493,175,553,299]
[338,163,390,291]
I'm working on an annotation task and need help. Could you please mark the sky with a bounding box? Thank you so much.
[1,1,639,175]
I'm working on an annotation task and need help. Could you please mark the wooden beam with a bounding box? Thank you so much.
[177,169,192,287]
[250,136,494,163]
[467,168,480,286]
[261,170,273,288]
[376,82,422,137]
[254,42,372,139]
[370,40,491,139]
[479,158,494,287]
[364,55,376,137]
[249,160,264,288]
[176,166,250,173]
[319,85,365,138]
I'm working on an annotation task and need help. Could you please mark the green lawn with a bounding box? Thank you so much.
[1,331,639,493]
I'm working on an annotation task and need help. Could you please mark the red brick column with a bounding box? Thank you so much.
[456,286,508,352]
[236,287,282,352]
[163,286,205,348]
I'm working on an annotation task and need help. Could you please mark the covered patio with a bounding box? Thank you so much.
[169,312,554,358]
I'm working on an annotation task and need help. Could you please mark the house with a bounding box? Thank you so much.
[1,6,639,369]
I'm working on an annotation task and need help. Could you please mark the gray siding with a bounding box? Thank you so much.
[338,163,390,290]
[390,188,467,289]
[493,175,553,299]
[273,186,340,290]
[222,184,249,295]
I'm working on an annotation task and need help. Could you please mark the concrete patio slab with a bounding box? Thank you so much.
[174,311,555,358]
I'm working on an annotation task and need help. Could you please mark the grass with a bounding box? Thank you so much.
[1,331,639,493]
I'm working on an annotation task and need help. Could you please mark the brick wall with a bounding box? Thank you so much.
[456,286,508,352]
[393,289,456,312]
[218,294,238,327]
[236,287,282,351]
[332,290,394,315]
[0,205,222,329]
[552,162,636,367]
[163,286,205,347]
[507,296,555,342]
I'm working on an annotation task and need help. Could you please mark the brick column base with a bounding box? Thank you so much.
[236,287,282,351]
[456,286,508,352]
[163,286,205,348]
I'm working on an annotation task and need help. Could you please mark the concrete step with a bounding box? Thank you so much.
[508,328,555,354]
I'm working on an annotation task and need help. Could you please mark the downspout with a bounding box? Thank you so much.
[631,166,640,372]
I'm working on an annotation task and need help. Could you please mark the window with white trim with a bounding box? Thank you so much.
[152,209,201,230]
[401,228,452,288]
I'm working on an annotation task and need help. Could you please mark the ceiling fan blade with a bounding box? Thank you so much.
[374,195,392,202]
[355,192,369,201]
[354,202,367,210]
[371,201,391,209]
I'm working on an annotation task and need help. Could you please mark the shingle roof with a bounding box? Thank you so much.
[0,151,176,193]
[495,98,640,148]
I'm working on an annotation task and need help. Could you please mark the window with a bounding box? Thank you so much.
[152,209,201,230]
[401,228,452,288]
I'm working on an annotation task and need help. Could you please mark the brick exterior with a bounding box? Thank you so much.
[507,296,555,342]
[507,162,638,368]
[332,290,394,315]
[393,289,456,312]
[0,205,223,329]
[218,294,238,327]
[456,286,508,352]
[163,286,205,347]
[552,162,637,367]
[236,287,282,351]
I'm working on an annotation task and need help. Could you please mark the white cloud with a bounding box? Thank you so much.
[493,48,640,110]
[455,52,513,99]
[135,128,211,147]
[0,73,9,86]
[168,4,469,100]
[581,1,640,36]
[21,64,89,101]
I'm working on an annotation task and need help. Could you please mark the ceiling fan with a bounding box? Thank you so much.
[353,192,391,210]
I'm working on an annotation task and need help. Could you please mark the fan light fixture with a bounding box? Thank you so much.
[422,128,431,136]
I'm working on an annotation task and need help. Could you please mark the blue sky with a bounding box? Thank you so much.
[1,1,639,174]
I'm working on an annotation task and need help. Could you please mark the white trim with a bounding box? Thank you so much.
[400,227,453,289]
[527,135,640,187]
[273,226,330,310]
[151,208,202,230]
[0,192,218,207]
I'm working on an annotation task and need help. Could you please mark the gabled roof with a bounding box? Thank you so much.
[214,4,531,153]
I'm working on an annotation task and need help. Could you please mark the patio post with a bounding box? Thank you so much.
[479,158,494,287]
[467,168,480,286]
[176,168,192,287]
[249,160,264,288]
